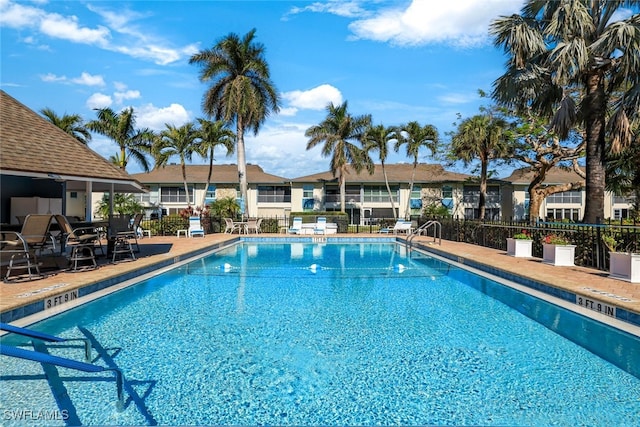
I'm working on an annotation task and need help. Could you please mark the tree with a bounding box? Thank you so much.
[490,2,640,223]
[305,101,374,213]
[189,28,280,217]
[394,121,439,218]
[196,118,236,207]
[606,120,640,219]
[363,124,399,220]
[40,107,91,145]
[87,107,155,172]
[155,122,200,207]
[95,193,143,218]
[449,114,510,220]
[508,112,586,224]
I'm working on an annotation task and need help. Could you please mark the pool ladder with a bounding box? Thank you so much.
[407,220,442,251]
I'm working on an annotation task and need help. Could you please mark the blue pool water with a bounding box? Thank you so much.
[1,242,639,426]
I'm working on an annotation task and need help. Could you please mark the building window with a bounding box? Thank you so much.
[325,185,360,203]
[465,207,501,220]
[69,191,78,199]
[613,209,630,220]
[463,185,500,204]
[205,185,216,204]
[257,186,291,203]
[302,185,314,211]
[546,208,580,221]
[546,190,582,204]
[363,185,398,203]
[161,187,193,203]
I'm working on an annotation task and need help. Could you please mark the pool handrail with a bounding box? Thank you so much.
[0,322,92,362]
[0,343,124,411]
[407,220,441,249]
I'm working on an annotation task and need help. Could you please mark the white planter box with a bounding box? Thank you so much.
[609,252,640,283]
[506,238,532,258]
[542,243,576,266]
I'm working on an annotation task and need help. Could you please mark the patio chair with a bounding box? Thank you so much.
[54,215,102,271]
[287,217,303,234]
[245,218,262,234]
[19,214,57,255]
[314,217,327,235]
[109,214,140,252]
[1,231,42,282]
[223,218,240,234]
[188,216,205,238]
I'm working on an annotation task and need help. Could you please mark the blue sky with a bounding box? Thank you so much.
[1,0,529,179]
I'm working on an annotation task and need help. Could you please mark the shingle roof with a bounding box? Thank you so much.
[503,166,586,185]
[131,163,289,184]
[0,90,143,192]
[291,163,474,184]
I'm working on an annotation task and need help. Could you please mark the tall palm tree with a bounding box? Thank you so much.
[606,120,640,218]
[449,114,512,220]
[155,122,200,207]
[490,1,640,223]
[86,107,154,172]
[394,121,439,218]
[305,101,374,213]
[363,124,399,220]
[196,118,236,207]
[189,28,280,217]
[40,107,91,145]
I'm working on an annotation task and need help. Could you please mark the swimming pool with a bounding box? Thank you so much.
[1,242,639,426]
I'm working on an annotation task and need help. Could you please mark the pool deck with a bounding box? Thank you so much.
[1,233,639,331]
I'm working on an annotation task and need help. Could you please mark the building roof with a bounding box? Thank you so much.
[131,163,289,184]
[291,163,474,184]
[503,166,586,185]
[0,90,144,193]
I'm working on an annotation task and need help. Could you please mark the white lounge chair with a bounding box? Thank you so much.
[379,220,413,234]
[314,217,327,235]
[287,217,303,234]
[188,217,205,238]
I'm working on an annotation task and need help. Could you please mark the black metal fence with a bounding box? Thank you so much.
[138,214,639,272]
[432,218,639,272]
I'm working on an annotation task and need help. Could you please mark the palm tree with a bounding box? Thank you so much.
[189,28,280,217]
[363,124,399,220]
[490,1,640,223]
[155,122,200,207]
[196,118,236,207]
[607,121,640,218]
[86,107,154,172]
[394,121,439,218]
[305,101,374,213]
[40,107,91,145]
[449,114,511,220]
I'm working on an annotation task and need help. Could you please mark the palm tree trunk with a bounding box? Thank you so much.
[583,72,607,224]
[382,162,397,220]
[478,159,488,220]
[181,162,190,206]
[201,150,214,207]
[339,170,346,213]
[405,162,417,219]
[236,120,249,217]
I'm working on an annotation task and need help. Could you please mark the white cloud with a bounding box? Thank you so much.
[71,72,105,86]
[40,73,66,83]
[286,0,368,19]
[282,84,343,111]
[86,92,112,109]
[1,0,197,65]
[348,0,525,48]
[0,0,44,28]
[40,72,105,86]
[135,103,191,131]
[39,13,110,45]
[114,90,141,104]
